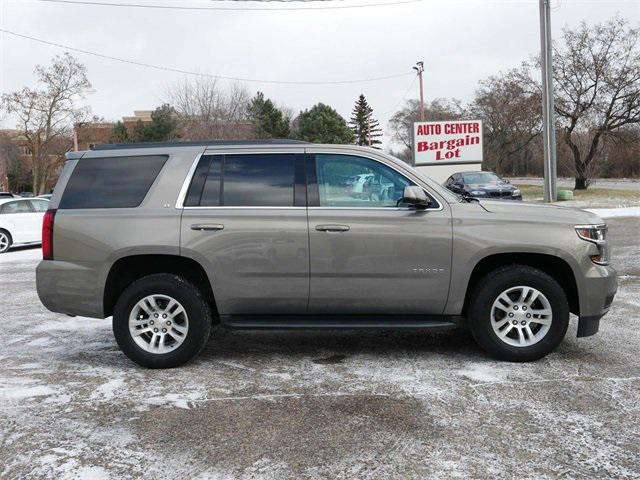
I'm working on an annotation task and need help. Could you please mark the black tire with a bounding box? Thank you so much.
[468,265,569,362]
[113,274,212,368]
[0,229,12,254]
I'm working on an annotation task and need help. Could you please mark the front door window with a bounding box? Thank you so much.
[315,154,413,208]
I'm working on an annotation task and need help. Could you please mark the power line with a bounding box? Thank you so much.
[381,75,417,116]
[36,0,425,11]
[0,29,413,86]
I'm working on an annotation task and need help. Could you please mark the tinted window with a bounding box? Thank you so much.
[59,155,167,209]
[1,200,32,214]
[30,199,49,212]
[315,154,413,208]
[200,156,223,206]
[222,154,295,207]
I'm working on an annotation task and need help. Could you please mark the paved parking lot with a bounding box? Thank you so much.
[1,217,639,479]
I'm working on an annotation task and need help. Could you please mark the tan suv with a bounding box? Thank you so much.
[36,141,617,368]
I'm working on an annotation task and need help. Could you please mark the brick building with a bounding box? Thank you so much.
[74,111,154,151]
[74,110,255,150]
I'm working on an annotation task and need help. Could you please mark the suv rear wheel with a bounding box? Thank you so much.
[468,266,569,362]
[113,274,212,368]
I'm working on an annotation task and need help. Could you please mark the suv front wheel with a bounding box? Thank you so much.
[468,266,569,362]
[113,274,212,368]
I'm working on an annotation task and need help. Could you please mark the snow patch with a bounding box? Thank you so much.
[75,466,111,480]
[0,384,57,400]
[457,363,506,383]
[90,378,126,401]
[585,207,640,218]
[0,246,42,263]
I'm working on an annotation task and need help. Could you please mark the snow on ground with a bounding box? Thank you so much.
[510,177,640,192]
[586,206,640,218]
[0,246,42,263]
[1,222,639,479]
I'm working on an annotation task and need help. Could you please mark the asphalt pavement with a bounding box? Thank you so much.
[1,217,639,479]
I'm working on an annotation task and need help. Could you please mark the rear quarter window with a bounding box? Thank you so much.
[59,155,168,209]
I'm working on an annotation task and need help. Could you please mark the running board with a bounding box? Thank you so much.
[220,315,461,331]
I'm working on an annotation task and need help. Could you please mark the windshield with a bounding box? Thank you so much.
[462,172,501,184]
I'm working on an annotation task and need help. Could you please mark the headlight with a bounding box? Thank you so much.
[470,190,487,196]
[575,224,609,265]
[512,189,521,196]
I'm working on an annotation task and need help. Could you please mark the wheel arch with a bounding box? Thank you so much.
[103,254,217,318]
[462,252,579,317]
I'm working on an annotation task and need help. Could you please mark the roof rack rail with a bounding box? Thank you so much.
[91,139,309,151]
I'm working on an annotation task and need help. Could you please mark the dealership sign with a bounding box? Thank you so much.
[413,120,483,165]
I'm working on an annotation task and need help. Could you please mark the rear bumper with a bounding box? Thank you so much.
[36,260,105,318]
[576,264,617,337]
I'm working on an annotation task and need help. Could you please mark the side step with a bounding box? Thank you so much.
[220,315,461,331]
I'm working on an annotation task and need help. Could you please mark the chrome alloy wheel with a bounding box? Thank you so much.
[128,294,189,354]
[0,232,10,253]
[490,286,552,347]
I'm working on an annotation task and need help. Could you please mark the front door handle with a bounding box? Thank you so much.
[191,223,224,231]
[315,224,350,232]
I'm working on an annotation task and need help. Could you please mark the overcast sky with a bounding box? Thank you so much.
[1,0,638,147]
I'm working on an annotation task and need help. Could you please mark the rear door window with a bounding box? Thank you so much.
[1,200,33,214]
[59,155,168,209]
[223,154,295,207]
[185,153,297,207]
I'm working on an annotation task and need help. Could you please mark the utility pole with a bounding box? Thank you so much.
[539,0,557,202]
[413,61,425,122]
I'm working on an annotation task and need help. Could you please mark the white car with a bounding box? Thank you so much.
[0,198,49,253]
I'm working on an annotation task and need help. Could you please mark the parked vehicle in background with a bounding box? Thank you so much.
[0,192,17,199]
[0,198,50,253]
[18,192,34,198]
[37,194,53,201]
[37,141,616,368]
[444,171,522,200]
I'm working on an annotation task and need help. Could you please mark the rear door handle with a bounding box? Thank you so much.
[191,223,224,231]
[315,224,350,232]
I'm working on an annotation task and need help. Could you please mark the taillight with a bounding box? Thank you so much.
[42,209,56,260]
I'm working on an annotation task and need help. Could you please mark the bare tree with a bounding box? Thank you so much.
[469,67,542,175]
[550,17,640,189]
[165,77,252,140]
[1,53,91,194]
[388,98,464,163]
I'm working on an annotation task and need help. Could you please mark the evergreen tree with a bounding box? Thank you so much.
[109,121,129,143]
[109,105,178,144]
[139,104,178,142]
[294,103,354,144]
[247,91,290,138]
[349,94,382,148]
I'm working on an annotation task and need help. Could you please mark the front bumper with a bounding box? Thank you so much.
[576,264,617,337]
[472,193,522,201]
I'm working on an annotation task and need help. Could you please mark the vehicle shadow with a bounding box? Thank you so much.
[197,326,485,363]
[6,244,41,253]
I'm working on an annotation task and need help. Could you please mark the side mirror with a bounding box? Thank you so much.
[401,186,431,209]
[504,179,511,184]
